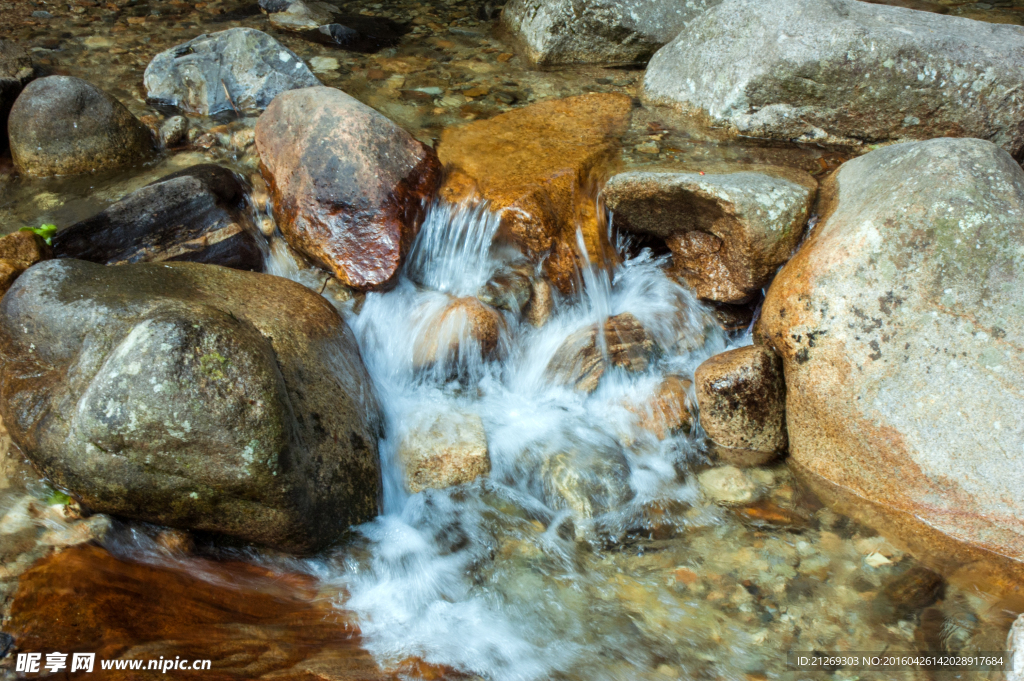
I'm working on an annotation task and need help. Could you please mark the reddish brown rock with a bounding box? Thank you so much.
[0,230,50,296]
[6,545,463,679]
[694,345,786,466]
[437,94,632,292]
[412,296,504,371]
[627,374,693,439]
[255,86,442,291]
[546,312,655,393]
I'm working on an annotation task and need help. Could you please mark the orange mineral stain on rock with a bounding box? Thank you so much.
[437,93,633,292]
[5,545,462,680]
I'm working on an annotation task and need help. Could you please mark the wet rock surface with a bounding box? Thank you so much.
[500,0,721,66]
[695,345,787,466]
[0,231,50,296]
[256,86,442,290]
[8,76,154,177]
[604,164,815,303]
[398,410,491,493]
[5,545,420,680]
[643,0,1024,157]
[759,138,1024,566]
[438,93,632,291]
[52,165,262,271]
[268,1,406,52]
[545,312,655,393]
[0,260,382,553]
[412,295,505,372]
[144,27,321,115]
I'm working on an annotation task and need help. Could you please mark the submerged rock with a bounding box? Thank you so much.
[0,39,32,84]
[144,28,321,116]
[256,86,442,290]
[7,76,153,177]
[6,545,396,679]
[501,0,720,66]
[0,260,382,553]
[412,296,504,372]
[398,411,490,493]
[603,164,816,303]
[158,115,189,148]
[697,465,760,505]
[438,93,632,291]
[269,2,405,52]
[0,231,51,296]
[545,312,655,393]
[625,374,693,440]
[53,165,262,271]
[758,138,1024,565]
[538,442,632,518]
[643,0,1024,157]
[477,260,533,314]
[694,345,786,467]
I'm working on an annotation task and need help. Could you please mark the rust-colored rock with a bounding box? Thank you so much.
[255,86,442,291]
[6,545,462,679]
[412,296,504,371]
[0,230,50,296]
[546,312,655,393]
[437,94,632,292]
[694,345,786,467]
[625,374,693,439]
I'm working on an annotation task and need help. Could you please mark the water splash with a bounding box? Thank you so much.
[291,199,737,680]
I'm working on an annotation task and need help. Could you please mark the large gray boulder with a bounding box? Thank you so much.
[501,0,721,66]
[603,163,816,304]
[0,260,382,553]
[8,76,153,177]
[643,0,1024,158]
[758,138,1024,566]
[144,28,320,116]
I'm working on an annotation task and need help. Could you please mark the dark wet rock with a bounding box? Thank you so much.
[477,0,504,20]
[255,86,442,290]
[7,76,153,177]
[398,411,490,493]
[879,566,945,620]
[477,260,533,314]
[501,0,721,66]
[301,18,405,52]
[52,165,262,271]
[268,2,405,52]
[144,28,321,116]
[159,115,189,148]
[644,0,1024,157]
[412,296,504,371]
[694,345,786,467]
[6,545,402,679]
[0,260,382,553]
[546,312,655,393]
[759,138,1024,565]
[0,39,33,84]
[861,0,948,12]
[0,231,51,296]
[259,0,292,12]
[603,163,816,304]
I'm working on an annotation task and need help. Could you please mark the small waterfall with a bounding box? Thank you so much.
[267,198,739,681]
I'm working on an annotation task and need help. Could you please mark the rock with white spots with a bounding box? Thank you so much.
[143,28,320,116]
[643,0,1024,158]
[603,163,816,303]
[0,259,382,553]
[758,138,1024,566]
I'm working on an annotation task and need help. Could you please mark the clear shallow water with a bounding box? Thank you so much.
[248,199,1010,681]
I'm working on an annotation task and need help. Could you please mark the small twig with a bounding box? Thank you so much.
[221,79,241,116]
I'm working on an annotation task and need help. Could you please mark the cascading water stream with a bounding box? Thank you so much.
[250,196,767,680]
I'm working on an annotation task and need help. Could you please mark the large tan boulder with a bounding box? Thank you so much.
[255,86,442,290]
[758,138,1024,568]
[437,94,633,292]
